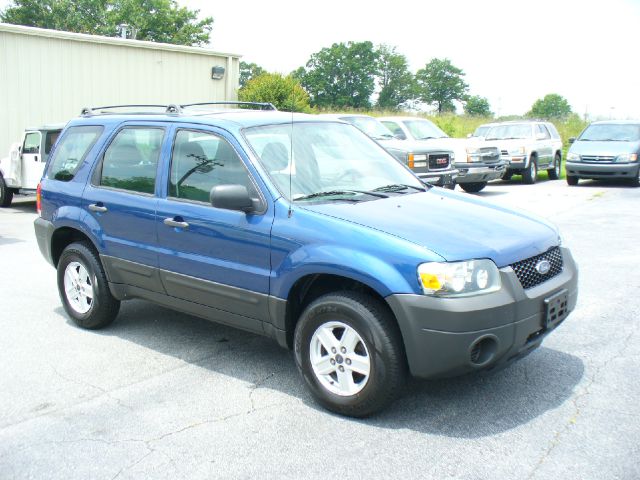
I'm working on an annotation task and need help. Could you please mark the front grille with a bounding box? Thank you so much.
[478,147,500,163]
[510,247,563,289]
[428,153,450,170]
[581,155,615,163]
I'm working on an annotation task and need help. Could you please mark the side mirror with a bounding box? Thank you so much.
[210,184,258,213]
[466,133,472,138]
[568,137,576,144]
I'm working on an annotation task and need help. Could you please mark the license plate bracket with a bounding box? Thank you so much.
[543,289,569,329]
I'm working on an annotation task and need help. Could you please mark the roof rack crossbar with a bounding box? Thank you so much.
[180,101,277,111]
[80,104,181,116]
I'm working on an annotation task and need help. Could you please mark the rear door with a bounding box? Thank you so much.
[21,131,43,188]
[535,124,553,167]
[82,124,167,292]
[155,126,273,333]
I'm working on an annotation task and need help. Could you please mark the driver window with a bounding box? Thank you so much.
[169,130,255,203]
[23,132,41,154]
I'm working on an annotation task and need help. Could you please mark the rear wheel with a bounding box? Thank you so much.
[548,153,561,180]
[57,242,120,329]
[460,182,488,193]
[522,156,538,184]
[0,175,13,207]
[566,175,579,186]
[294,291,406,417]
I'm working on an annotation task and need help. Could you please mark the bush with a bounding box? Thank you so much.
[238,73,312,112]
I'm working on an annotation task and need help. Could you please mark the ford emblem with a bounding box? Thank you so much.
[535,260,551,275]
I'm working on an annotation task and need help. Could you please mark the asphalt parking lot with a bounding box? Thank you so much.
[0,179,639,480]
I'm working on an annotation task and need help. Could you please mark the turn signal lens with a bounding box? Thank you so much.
[419,273,442,290]
[408,153,415,168]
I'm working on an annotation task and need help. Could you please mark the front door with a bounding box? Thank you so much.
[82,124,167,292]
[155,127,273,333]
[21,131,44,189]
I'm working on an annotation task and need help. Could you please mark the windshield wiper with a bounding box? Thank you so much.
[295,190,389,201]
[373,183,426,193]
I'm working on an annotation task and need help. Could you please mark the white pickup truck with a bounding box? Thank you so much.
[0,125,63,207]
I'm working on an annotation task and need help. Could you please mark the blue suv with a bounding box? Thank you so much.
[34,103,578,417]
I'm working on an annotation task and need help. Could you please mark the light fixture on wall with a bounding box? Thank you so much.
[211,66,225,80]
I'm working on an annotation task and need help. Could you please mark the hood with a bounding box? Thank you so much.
[377,137,454,154]
[302,189,559,267]
[569,140,640,156]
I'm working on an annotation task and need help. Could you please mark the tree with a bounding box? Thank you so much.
[415,58,468,114]
[376,45,416,110]
[295,41,379,109]
[528,94,572,119]
[238,73,311,113]
[0,0,213,46]
[239,62,266,88]
[464,95,492,117]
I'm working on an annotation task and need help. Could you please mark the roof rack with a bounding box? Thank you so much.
[80,101,277,116]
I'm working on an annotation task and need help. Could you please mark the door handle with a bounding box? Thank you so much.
[164,217,189,229]
[88,203,108,213]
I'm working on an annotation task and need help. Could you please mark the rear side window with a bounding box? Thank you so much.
[536,124,551,139]
[169,130,255,203]
[48,126,103,181]
[99,128,164,194]
[546,123,561,139]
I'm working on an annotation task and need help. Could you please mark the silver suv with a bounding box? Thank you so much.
[483,121,563,184]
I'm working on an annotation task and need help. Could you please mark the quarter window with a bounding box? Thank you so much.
[169,130,255,203]
[100,128,164,194]
[47,126,103,182]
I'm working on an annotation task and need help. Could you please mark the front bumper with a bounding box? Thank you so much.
[455,161,507,183]
[386,247,578,379]
[566,161,640,179]
[501,155,528,170]
[417,168,459,187]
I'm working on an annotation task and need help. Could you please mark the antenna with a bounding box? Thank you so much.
[288,79,294,218]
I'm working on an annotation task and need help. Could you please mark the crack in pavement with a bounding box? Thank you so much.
[526,328,636,480]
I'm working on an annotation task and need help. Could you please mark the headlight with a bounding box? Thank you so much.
[615,153,638,163]
[566,152,580,161]
[508,147,526,156]
[412,154,427,161]
[418,260,501,297]
[465,148,480,162]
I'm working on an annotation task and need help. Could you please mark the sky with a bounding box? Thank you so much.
[1,0,638,118]
[178,0,640,119]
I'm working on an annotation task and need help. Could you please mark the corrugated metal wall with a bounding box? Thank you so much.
[0,24,240,160]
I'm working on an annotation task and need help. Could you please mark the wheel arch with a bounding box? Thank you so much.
[50,226,99,267]
[281,273,399,350]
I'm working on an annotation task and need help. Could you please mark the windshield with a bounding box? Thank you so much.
[244,122,424,202]
[579,124,640,142]
[341,116,394,140]
[485,124,532,140]
[473,125,491,137]
[404,119,448,140]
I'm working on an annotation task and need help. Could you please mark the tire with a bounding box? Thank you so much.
[522,156,538,184]
[57,242,120,329]
[548,154,561,180]
[443,181,456,190]
[501,171,512,181]
[294,291,406,417]
[0,175,13,207]
[460,182,487,193]
[629,168,640,188]
[566,175,579,186]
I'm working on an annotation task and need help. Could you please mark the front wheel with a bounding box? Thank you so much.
[0,175,13,207]
[548,154,561,180]
[294,292,406,417]
[460,182,487,193]
[522,156,538,184]
[57,242,120,329]
[443,181,456,190]
[566,175,579,186]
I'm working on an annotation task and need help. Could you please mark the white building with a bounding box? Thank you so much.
[0,23,241,158]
